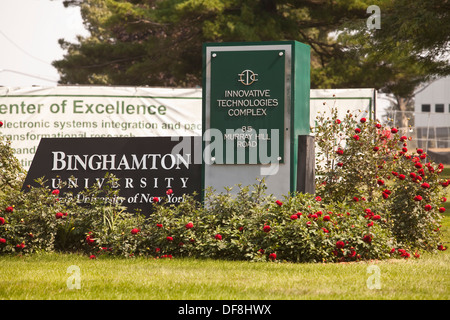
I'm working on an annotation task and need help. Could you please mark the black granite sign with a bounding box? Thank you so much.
[23,137,202,215]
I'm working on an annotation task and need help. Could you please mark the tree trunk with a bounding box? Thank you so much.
[394,95,413,131]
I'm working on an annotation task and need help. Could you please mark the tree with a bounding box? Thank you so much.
[54,0,450,110]
[53,0,372,86]
[316,0,450,127]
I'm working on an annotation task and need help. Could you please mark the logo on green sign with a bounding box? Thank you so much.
[238,69,258,86]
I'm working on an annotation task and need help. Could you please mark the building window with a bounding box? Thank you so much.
[421,104,430,112]
[436,104,444,112]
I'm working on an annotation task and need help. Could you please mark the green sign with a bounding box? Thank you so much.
[202,41,312,198]
[209,49,286,164]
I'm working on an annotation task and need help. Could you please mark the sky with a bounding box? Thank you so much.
[0,0,89,87]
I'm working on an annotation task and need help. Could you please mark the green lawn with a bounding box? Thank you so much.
[1,216,449,300]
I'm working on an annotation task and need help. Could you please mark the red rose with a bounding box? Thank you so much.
[166,236,173,241]
[131,228,140,235]
[52,189,60,195]
[315,196,322,201]
[263,225,271,232]
[414,162,422,169]
[402,147,408,153]
[269,253,277,261]
[424,204,432,211]
[421,182,430,189]
[355,127,361,133]
[398,174,406,180]
[336,241,345,249]
[5,206,13,213]
[363,234,372,243]
[353,197,359,202]
[275,200,283,206]
[375,123,382,128]
[382,192,389,199]
[86,234,95,245]
[16,242,25,249]
[353,134,360,141]
[377,179,384,185]
[360,117,367,123]
[185,222,194,229]
[336,148,344,155]
[373,146,379,152]
[55,212,63,219]
[156,223,163,228]
[214,234,222,240]
[335,119,341,124]
[166,189,173,195]
[391,127,398,133]
[347,249,356,258]
[322,228,329,233]
[400,135,407,141]
[414,195,423,201]
[417,148,423,154]
[442,197,447,202]
[153,197,159,203]
[439,207,446,213]
[372,215,381,220]
[89,255,96,259]
[0,217,5,225]
[0,238,5,244]
[290,214,298,220]
[337,162,344,167]
[323,215,330,221]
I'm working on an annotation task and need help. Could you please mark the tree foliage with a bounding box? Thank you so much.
[54,0,371,86]
[54,0,450,101]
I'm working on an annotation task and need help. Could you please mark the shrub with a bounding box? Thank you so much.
[314,107,447,253]
[0,112,447,261]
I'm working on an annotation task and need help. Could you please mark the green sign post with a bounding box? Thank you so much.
[202,41,314,197]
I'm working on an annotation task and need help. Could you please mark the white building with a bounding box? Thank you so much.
[414,76,450,151]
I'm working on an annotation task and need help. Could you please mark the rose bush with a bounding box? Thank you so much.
[0,112,447,261]
[314,107,448,253]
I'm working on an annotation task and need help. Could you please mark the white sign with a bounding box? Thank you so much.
[0,86,202,170]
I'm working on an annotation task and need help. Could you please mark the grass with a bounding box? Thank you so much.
[1,216,449,300]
